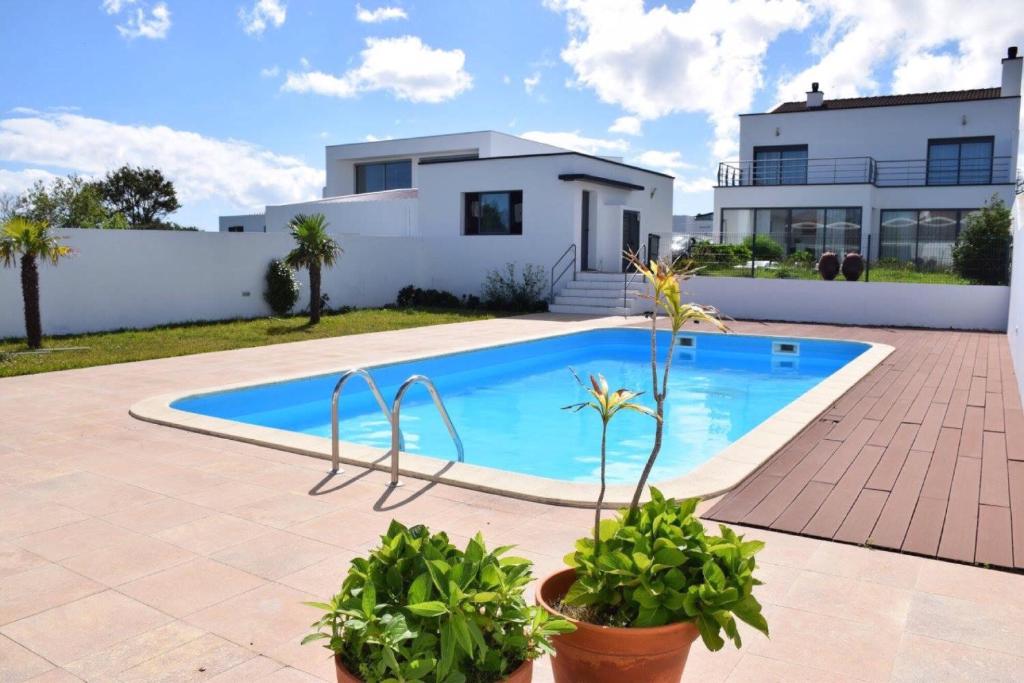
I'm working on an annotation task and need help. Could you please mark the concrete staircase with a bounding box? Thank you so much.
[548,271,649,316]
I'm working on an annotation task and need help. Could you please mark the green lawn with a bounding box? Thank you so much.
[0,308,497,378]
[693,265,971,285]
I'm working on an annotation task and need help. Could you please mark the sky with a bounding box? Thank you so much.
[1,0,1021,230]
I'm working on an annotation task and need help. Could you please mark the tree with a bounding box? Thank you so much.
[284,213,342,324]
[15,175,127,229]
[0,218,73,349]
[952,195,1012,285]
[100,165,181,227]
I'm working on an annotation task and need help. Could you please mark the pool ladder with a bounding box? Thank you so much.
[330,368,464,487]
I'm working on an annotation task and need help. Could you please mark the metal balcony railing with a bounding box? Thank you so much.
[716,156,1014,188]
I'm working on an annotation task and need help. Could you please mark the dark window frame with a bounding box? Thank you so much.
[463,190,524,236]
[925,136,994,186]
[354,159,413,194]
[752,144,809,186]
[718,205,862,257]
[878,208,979,264]
[226,225,244,233]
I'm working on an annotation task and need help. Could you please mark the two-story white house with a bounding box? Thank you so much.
[713,47,1022,269]
[221,130,674,314]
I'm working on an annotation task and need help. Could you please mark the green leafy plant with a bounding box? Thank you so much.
[482,263,547,312]
[741,235,783,262]
[562,489,768,651]
[303,520,574,682]
[686,241,751,268]
[396,285,463,309]
[284,213,342,325]
[264,258,301,316]
[783,250,815,269]
[952,195,1012,285]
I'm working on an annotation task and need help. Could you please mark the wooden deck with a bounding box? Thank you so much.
[706,322,1024,570]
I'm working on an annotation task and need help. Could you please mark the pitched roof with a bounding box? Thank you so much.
[770,87,1003,114]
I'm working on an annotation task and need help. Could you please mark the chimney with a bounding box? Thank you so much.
[806,82,824,108]
[1003,46,1022,97]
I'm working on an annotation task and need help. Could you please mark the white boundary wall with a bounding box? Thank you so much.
[1005,197,1024,398]
[684,276,1009,331]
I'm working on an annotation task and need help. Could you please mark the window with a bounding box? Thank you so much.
[227,225,244,233]
[753,145,808,185]
[879,209,978,268]
[926,138,993,185]
[355,159,412,193]
[720,207,861,259]
[464,191,523,235]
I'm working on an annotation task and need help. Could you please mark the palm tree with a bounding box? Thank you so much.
[284,213,342,324]
[0,218,72,349]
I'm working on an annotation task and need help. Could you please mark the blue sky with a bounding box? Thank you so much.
[1,1,1020,229]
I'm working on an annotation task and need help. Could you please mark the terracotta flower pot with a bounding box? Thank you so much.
[334,654,534,682]
[537,568,700,683]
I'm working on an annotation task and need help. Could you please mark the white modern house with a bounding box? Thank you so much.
[713,47,1022,267]
[221,131,674,314]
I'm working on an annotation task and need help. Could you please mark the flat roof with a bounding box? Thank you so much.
[746,87,1012,116]
[418,151,674,179]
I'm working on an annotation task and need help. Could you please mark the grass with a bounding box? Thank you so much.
[0,307,498,378]
[694,265,971,285]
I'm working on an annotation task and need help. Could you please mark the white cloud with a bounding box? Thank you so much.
[0,168,60,196]
[282,36,472,103]
[774,1,1024,104]
[239,0,286,37]
[523,73,541,94]
[520,130,629,156]
[102,0,136,14]
[115,2,172,40]
[633,150,695,173]
[544,0,812,160]
[260,65,281,78]
[0,112,321,211]
[502,74,511,85]
[608,116,642,136]
[355,4,407,23]
[364,134,394,142]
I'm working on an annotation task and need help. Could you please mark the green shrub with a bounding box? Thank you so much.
[303,521,574,682]
[396,285,462,309]
[953,195,1012,285]
[483,263,547,312]
[562,489,768,651]
[741,235,783,262]
[263,258,300,316]
[784,250,815,269]
[688,241,751,268]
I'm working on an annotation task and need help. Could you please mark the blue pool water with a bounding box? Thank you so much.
[172,329,868,484]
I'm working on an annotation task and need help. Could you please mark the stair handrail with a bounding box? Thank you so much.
[330,368,403,473]
[388,374,464,487]
[623,243,648,309]
[549,243,577,302]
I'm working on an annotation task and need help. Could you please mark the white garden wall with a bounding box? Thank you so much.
[683,276,1009,331]
[1004,197,1024,398]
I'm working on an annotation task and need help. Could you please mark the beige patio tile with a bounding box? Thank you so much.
[0,633,53,682]
[61,535,196,587]
[0,543,48,578]
[258,667,326,682]
[286,509,389,550]
[0,563,103,625]
[63,621,205,680]
[21,472,165,516]
[276,552,356,597]
[211,530,339,580]
[803,539,923,589]
[0,591,171,665]
[232,493,336,529]
[0,502,89,541]
[116,632,253,681]
[264,634,338,682]
[207,656,286,681]
[132,465,231,497]
[184,583,315,654]
[181,480,282,511]
[914,558,1024,605]
[22,668,82,682]
[120,557,267,618]
[778,570,913,627]
[154,513,271,555]
[15,518,142,562]
[101,497,214,534]
[906,592,1024,656]
[726,654,857,682]
[891,632,1024,682]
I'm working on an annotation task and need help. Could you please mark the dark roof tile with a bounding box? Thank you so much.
[770,87,1003,113]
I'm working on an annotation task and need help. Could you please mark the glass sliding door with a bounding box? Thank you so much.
[824,208,862,255]
[927,138,994,185]
[753,146,808,185]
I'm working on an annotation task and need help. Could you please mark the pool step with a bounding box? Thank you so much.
[548,303,634,316]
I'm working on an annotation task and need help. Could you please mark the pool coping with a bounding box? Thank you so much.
[129,324,894,508]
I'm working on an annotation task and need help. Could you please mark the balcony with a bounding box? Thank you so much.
[716,156,1014,188]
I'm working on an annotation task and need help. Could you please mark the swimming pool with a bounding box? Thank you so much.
[169,328,870,485]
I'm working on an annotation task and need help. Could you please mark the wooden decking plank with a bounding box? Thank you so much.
[919,427,960,501]
[967,376,987,407]
[803,444,885,538]
[975,505,1014,568]
[1005,408,1024,461]
[741,441,839,527]
[910,402,947,452]
[941,389,969,429]
[1008,461,1024,569]
[954,337,979,390]
[826,394,878,441]
[834,489,889,545]
[707,474,783,523]
[869,449,933,550]
[979,431,1010,507]
[762,419,835,477]
[772,481,834,533]
[983,391,1005,432]
[902,497,948,557]
[813,419,880,485]
[959,406,984,459]
[865,423,918,491]
[903,387,934,424]
[936,457,982,563]
[973,335,989,378]
[868,398,912,448]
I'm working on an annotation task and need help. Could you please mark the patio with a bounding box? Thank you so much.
[2,315,1023,681]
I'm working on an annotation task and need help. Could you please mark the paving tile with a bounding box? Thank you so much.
[14,518,143,562]
[778,570,912,627]
[179,481,282,512]
[61,534,196,587]
[0,543,48,579]
[891,632,1024,683]
[276,552,357,597]
[286,509,388,549]
[232,494,335,530]
[0,591,171,665]
[155,513,271,555]
[207,656,286,681]
[116,632,253,681]
[185,583,314,654]
[63,621,206,680]
[211,530,339,580]
[804,540,921,589]
[0,633,53,682]
[120,558,267,617]
[726,654,853,682]
[102,497,214,534]
[906,591,1024,657]
[21,472,165,516]
[915,557,1024,605]
[0,563,103,625]
[0,502,89,541]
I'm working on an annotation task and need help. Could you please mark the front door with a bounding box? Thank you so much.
[580,191,591,271]
[621,210,640,271]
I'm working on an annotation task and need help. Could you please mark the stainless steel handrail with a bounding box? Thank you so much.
[388,374,464,487]
[330,368,402,473]
[549,243,577,302]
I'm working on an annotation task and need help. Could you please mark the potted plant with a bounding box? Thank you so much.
[817,251,839,280]
[841,252,864,281]
[303,520,575,682]
[538,254,769,682]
